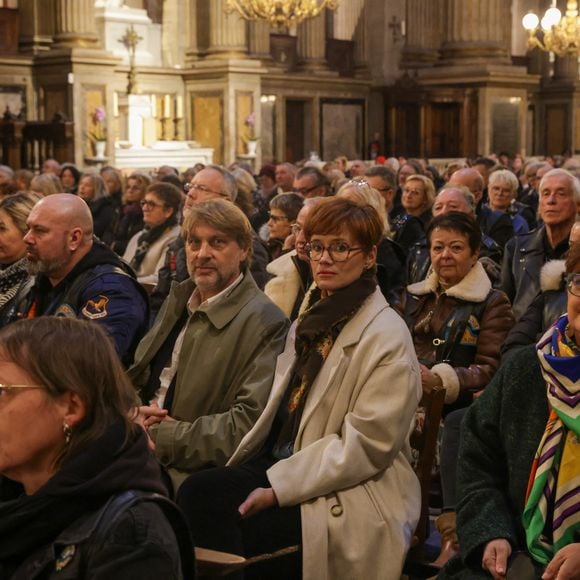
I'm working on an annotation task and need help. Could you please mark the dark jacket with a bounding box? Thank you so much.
[502,259,567,354]
[89,196,115,240]
[499,226,569,321]
[11,495,191,580]
[391,213,425,254]
[110,203,144,256]
[376,237,406,295]
[438,346,550,579]
[477,204,514,248]
[18,239,148,365]
[390,262,514,406]
[406,233,503,285]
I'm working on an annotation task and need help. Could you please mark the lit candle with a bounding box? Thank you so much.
[150,95,157,118]
[175,95,183,119]
[163,94,171,119]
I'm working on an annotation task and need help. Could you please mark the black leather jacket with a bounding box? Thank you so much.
[499,226,569,321]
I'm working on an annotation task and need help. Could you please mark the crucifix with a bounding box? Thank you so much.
[119,25,143,94]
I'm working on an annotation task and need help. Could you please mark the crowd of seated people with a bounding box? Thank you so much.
[0,150,578,579]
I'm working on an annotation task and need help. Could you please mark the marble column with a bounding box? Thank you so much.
[353,0,368,70]
[53,0,99,48]
[440,0,510,64]
[298,11,328,69]
[18,0,55,53]
[185,0,198,64]
[401,0,441,68]
[207,0,247,58]
[249,20,271,60]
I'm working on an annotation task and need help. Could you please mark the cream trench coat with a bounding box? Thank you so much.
[228,288,422,580]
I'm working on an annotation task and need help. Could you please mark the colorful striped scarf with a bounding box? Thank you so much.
[523,315,580,565]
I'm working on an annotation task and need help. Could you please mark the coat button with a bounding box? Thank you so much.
[330,505,343,517]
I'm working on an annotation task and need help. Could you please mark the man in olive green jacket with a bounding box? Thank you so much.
[131,200,288,489]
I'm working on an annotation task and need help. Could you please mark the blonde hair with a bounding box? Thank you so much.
[30,173,62,196]
[405,174,436,209]
[0,191,42,234]
[337,180,391,237]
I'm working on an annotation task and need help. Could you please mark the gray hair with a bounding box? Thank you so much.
[365,165,396,189]
[436,185,476,214]
[0,165,14,179]
[80,172,108,201]
[539,168,580,203]
[489,169,519,193]
[206,164,238,202]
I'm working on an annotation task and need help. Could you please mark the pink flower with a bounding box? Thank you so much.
[93,106,106,124]
[245,112,256,127]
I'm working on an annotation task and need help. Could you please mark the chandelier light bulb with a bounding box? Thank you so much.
[522,12,540,30]
[541,7,562,29]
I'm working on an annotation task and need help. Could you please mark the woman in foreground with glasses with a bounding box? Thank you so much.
[177,197,421,579]
[439,239,580,579]
[0,317,193,579]
[123,182,182,288]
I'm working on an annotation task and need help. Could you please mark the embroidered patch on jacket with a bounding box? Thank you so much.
[459,315,480,346]
[81,295,110,320]
[55,544,76,571]
[54,304,76,318]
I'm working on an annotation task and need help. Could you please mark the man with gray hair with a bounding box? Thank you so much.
[132,199,288,488]
[150,165,269,316]
[18,194,148,364]
[0,164,14,185]
[406,185,503,283]
[500,168,580,319]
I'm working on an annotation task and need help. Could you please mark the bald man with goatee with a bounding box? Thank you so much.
[18,194,148,365]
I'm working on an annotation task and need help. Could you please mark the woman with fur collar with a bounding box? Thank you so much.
[390,212,514,568]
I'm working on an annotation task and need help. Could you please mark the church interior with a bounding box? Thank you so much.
[0,0,578,172]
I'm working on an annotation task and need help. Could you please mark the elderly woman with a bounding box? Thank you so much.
[440,243,580,580]
[0,193,41,327]
[123,182,181,287]
[266,192,304,261]
[177,197,422,580]
[0,317,193,578]
[337,179,406,296]
[391,212,514,567]
[488,169,536,234]
[78,173,114,239]
[110,171,151,255]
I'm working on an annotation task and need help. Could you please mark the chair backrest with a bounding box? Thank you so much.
[410,387,446,547]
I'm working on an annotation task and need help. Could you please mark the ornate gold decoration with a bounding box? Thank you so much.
[225,0,339,29]
[522,0,580,56]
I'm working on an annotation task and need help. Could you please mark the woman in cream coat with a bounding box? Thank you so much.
[178,198,421,580]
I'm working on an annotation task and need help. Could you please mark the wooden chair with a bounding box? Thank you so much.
[403,386,447,578]
[195,545,300,578]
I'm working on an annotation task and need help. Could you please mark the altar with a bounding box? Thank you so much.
[113,141,213,172]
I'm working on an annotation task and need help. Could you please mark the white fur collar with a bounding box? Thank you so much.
[540,260,566,292]
[406,260,491,302]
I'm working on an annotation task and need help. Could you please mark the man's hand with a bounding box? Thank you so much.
[238,487,278,519]
[482,538,512,579]
[137,403,174,428]
[543,544,580,580]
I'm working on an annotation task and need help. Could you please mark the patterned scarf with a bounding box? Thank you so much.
[130,216,177,272]
[0,258,29,311]
[272,268,377,458]
[523,315,580,565]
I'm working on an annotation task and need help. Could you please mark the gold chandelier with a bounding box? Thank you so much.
[522,0,580,56]
[225,0,340,29]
